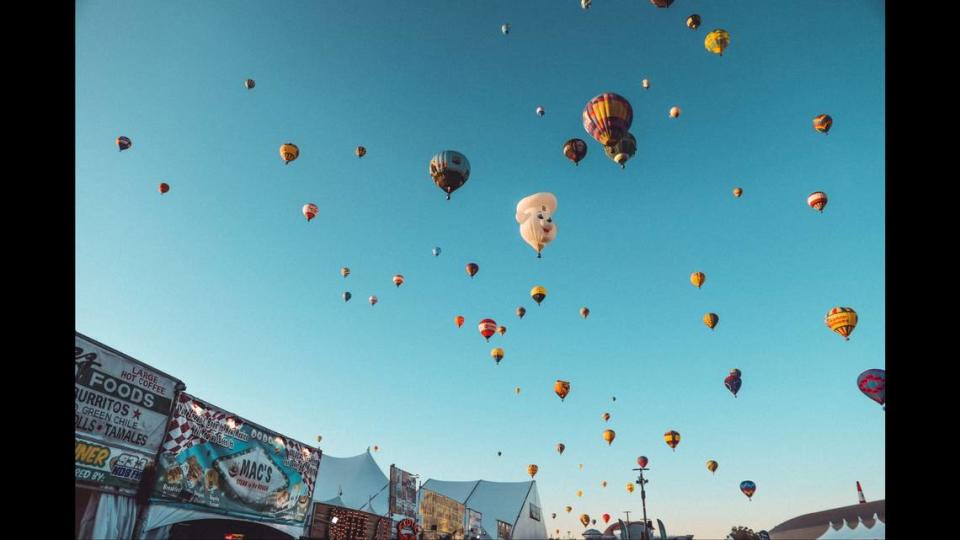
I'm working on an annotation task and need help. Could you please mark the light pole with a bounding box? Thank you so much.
[631,466,650,540]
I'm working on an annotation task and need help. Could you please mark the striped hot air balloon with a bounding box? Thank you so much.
[857,369,885,408]
[491,347,504,365]
[690,271,706,289]
[808,191,828,212]
[583,93,634,147]
[704,313,719,330]
[825,307,858,340]
[740,481,757,500]
[705,29,731,55]
[664,430,681,451]
[280,143,299,164]
[706,460,718,475]
[478,319,497,342]
[392,274,404,287]
[302,203,319,222]
[813,114,833,134]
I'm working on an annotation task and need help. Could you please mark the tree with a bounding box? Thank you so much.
[727,526,761,540]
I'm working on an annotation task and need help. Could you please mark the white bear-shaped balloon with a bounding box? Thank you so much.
[516,192,558,258]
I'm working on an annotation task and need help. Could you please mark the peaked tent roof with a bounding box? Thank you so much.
[421,479,538,538]
[312,450,390,516]
[769,500,885,540]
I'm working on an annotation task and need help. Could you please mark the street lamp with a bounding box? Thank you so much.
[631,465,650,540]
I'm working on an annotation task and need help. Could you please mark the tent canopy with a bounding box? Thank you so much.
[769,500,885,540]
[421,479,542,539]
[311,450,390,516]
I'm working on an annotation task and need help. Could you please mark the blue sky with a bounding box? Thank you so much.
[76,1,884,537]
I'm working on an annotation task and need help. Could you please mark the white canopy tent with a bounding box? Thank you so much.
[310,449,391,516]
[421,479,547,540]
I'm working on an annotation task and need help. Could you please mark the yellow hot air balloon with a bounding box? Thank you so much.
[601,412,610,422]
[705,29,731,55]
[690,272,706,289]
[825,307,858,340]
[602,429,616,446]
[528,464,539,478]
[555,380,571,401]
[626,483,635,493]
[531,286,548,305]
[279,143,300,164]
[703,313,719,330]
[707,460,719,474]
[340,267,350,278]
[579,514,590,527]
[576,490,583,498]
[664,430,681,451]
[491,347,504,365]
[601,480,607,488]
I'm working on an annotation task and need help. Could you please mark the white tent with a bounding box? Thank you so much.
[816,515,885,539]
[769,500,885,540]
[421,479,548,540]
[310,449,390,516]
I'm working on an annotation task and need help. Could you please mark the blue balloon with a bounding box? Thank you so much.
[433,247,441,257]
[343,292,352,302]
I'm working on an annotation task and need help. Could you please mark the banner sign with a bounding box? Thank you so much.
[466,509,483,537]
[420,489,465,540]
[389,465,418,518]
[75,333,182,455]
[75,435,155,494]
[150,393,321,525]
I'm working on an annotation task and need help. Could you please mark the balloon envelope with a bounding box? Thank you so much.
[825,307,858,340]
[857,369,885,406]
[429,151,471,200]
[705,29,731,55]
[583,93,633,147]
[516,193,558,257]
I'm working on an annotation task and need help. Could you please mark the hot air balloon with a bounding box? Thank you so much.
[813,114,833,134]
[498,451,502,456]
[341,267,350,278]
[433,247,441,257]
[517,192,558,257]
[552,513,557,519]
[515,386,521,395]
[429,151,471,200]
[857,369,885,408]
[355,146,366,158]
[372,445,379,452]
[466,263,479,278]
[563,138,588,166]
[740,481,756,500]
[733,187,743,197]
[478,319,497,342]
[531,286,548,305]
[455,315,465,328]
[642,79,650,90]
[626,483,635,493]
[497,325,507,336]
[393,274,405,287]
[555,380,571,401]
[704,313,719,330]
[116,136,132,151]
[603,132,637,169]
[705,29,731,55]
[580,307,590,319]
[516,306,527,319]
[527,464,538,478]
[602,514,611,524]
[491,348,504,365]
[601,480,607,488]
[576,490,583,498]
[664,430,680,451]
[669,106,681,118]
[579,514,590,527]
[583,93,634,147]
[501,23,511,35]
[825,307,858,340]
[637,456,648,468]
[280,143,299,164]
[557,443,566,455]
[244,78,255,89]
[581,0,591,9]
[343,292,352,303]
[706,460,718,475]
[650,0,674,7]
[601,412,610,422]
[730,368,742,378]
[602,429,616,445]
[578,464,584,470]
[368,296,378,306]
[303,203,319,222]
[536,106,545,117]
[690,272,706,289]
[724,374,742,398]
[158,183,170,194]
[687,14,701,29]
[808,191,828,212]
[565,506,572,514]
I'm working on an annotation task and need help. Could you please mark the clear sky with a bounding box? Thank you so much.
[76,1,884,537]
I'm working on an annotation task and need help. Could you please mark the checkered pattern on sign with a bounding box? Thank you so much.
[162,416,202,455]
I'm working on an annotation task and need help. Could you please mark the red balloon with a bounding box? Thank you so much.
[602,514,610,524]
[637,456,648,468]
[478,319,497,342]
[158,183,170,194]
[466,263,479,278]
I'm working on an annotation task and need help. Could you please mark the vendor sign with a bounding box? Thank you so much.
[75,435,154,494]
[150,393,321,525]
